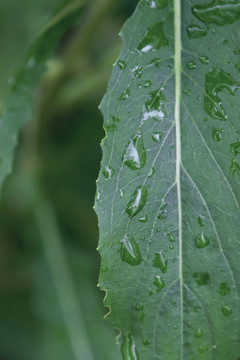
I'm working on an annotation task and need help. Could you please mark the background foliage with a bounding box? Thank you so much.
[0,1,137,359]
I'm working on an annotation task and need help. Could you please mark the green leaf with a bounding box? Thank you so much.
[0,1,84,195]
[95,0,240,358]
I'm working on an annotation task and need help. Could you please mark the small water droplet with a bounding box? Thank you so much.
[194,306,201,313]
[102,166,115,180]
[194,328,204,337]
[126,186,148,218]
[198,345,208,353]
[119,189,124,198]
[195,233,210,248]
[138,214,148,223]
[199,55,210,65]
[105,123,117,132]
[230,158,240,177]
[153,275,165,293]
[170,244,174,250]
[193,271,210,285]
[123,133,146,170]
[219,282,231,296]
[120,89,130,101]
[157,201,168,220]
[142,338,150,346]
[152,131,163,142]
[222,305,232,317]
[186,321,192,328]
[204,68,238,120]
[234,47,240,55]
[156,228,161,233]
[187,61,197,70]
[223,39,229,45]
[140,236,145,240]
[96,191,101,201]
[153,251,168,273]
[117,60,126,69]
[121,334,139,360]
[132,66,143,79]
[212,128,224,142]
[187,24,207,39]
[102,266,108,273]
[230,141,240,155]
[197,215,205,227]
[147,167,155,177]
[121,235,142,266]
[138,80,152,88]
[192,2,240,26]
[135,302,143,311]
[138,22,168,53]
[183,89,191,96]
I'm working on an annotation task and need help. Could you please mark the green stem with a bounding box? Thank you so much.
[33,181,95,360]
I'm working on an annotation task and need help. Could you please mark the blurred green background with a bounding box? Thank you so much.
[0,1,137,359]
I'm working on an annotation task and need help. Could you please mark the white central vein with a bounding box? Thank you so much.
[174,0,183,358]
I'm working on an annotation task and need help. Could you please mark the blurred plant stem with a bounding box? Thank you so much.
[33,180,95,360]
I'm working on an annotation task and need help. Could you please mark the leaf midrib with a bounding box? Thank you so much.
[174,0,183,358]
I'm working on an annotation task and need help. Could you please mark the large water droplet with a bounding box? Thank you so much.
[143,89,166,121]
[152,131,163,142]
[121,334,139,360]
[137,22,168,53]
[153,275,165,292]
[192,2,240,26]
[222,305,232,317]
[212,128,224,142]
[153,251,168,273]
[199,55,210,65]
[117,60,126,69]
[195,233,210,248]
[187,24,207,39]
[121,235,142,266]
[186,61,197,70]
[204,68,238,120]
[147,167,155,177]
[126,186,148,218]
[168,232,175,242]
[193,272,210,285]
[123,133,146,170]
[219,282,231,296]
[102,166,115,180]
[230,141,240,155]
[229,158,240,177]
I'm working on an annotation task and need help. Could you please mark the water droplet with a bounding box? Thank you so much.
[96,191,101,201]
[121,334,139,360]
[168,232,175,242]
[121,235,142,266]
[140,236,145,240]
[194,306,201,313]
[187,24,207,39]
[227,58,232,64]
[157,201,168,220]
[120,89,130,101]
[197,215,205,227]
[138,214,148,223]
[195,328,203,338]
[195,232,210,249]
[153,251,168,273]
[152,131,163,142]
[230,158,240,177]
[205,68,238,120]
[222,305,232,317]
[153,275,165,292]
[187,61,197,70]
[192,2,240,26]
[236,63,240,73]
[132,66,143,79]
[230,141,240,155]
[8,76,16,88]
[219,282,231,296]
[183,89,191,96]
[105,123,117,132]
[26,57,36,68]
[102,266,108,273]
[199,55,210,65]
[135,302,143,311]
[198,345,208,353]
[126,186,148,218]
[147,0,168,8]
[150,58,162,68]
[193,271,210,285]
[186,321,192,328]
[138,80,152,88]
[156,228,161,233]
[102,166,115,180]
[123,133,146,170]
[138,22,168,53]
[143,90,166,121]
[170,244,174,250]
[117,60,126,69]
[147,167,155,177]
[142,338,150,346]
[234,47,240,55]
[119,189,124,198]
[212,128,224,142]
